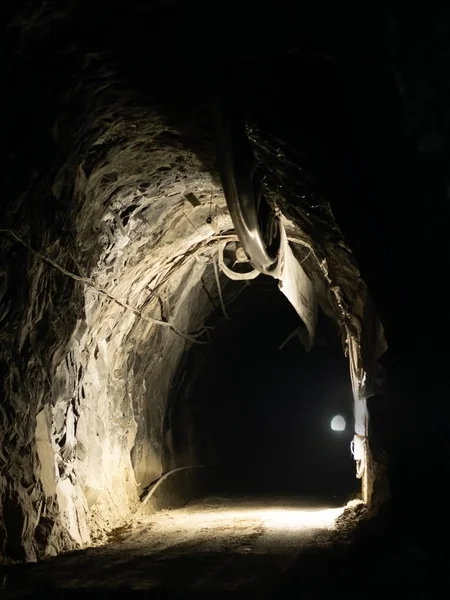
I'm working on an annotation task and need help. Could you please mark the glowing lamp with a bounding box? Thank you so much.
[331,415,346,432]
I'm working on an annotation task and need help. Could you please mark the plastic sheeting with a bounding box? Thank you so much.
[218,223,318,349]
[271,224,318,351]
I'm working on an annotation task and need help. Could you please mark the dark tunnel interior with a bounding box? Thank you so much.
[171,277,357,503]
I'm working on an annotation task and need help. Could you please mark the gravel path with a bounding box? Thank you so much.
[1,495,348,597]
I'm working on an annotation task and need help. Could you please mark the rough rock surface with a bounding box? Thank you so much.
[0,2,378,561]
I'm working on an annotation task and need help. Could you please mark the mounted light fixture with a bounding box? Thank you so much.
[330,415,346,432]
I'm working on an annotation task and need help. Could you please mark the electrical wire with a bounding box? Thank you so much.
[0,228,210,344]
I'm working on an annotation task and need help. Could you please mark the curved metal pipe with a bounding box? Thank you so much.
[212,95,281,274]
[218,241,260,280]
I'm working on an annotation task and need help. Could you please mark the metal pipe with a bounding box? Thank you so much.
[212,95,281,274]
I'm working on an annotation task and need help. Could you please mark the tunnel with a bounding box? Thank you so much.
[169,276,358,502]
[0,1,447,597]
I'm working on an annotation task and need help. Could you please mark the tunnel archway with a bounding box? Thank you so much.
[0,1,392,563]
[2,2,450,596]
[170,276,359,504]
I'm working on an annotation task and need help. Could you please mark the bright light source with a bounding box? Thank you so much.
[331,415,346,431]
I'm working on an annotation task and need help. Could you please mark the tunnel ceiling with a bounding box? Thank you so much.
[2,0,439,560]
[0,0,371,345]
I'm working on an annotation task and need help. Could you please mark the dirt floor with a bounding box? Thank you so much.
[1,495,450,598]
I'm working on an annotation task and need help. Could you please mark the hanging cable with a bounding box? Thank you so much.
[0,228,210,345]
[213,254,230,320]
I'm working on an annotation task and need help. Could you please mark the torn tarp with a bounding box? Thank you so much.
[271,224,318,350]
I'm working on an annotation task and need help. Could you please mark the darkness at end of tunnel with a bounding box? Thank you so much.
[170,277,359,504]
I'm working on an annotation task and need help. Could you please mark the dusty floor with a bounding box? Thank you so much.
[2,495,450,598]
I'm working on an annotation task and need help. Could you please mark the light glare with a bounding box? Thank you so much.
[138,505,345,534]
[331,415,346,431]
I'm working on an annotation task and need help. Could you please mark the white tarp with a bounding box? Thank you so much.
[272,224,318,350]
[217,223,317,349]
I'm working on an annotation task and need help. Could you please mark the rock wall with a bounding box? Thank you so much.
[0,1,382,562]
[0,28,235,556]
[0,110,234,559]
